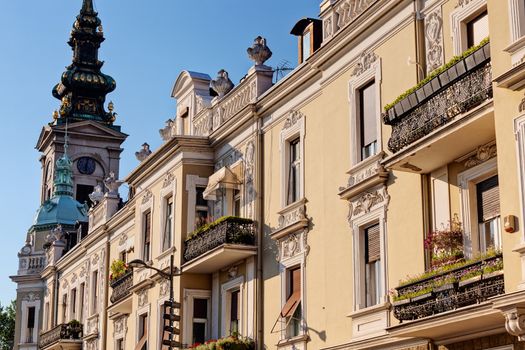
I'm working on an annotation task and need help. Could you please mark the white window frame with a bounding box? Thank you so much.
[157,295,169,350]
[186,175,209,234]
[20,298,40,344]
[113,315,128,350]
[352,209,387,311]
[136,305,151,349]
[139,192,154,262]
[458,157,499,258]
[279,111,305,209]
[279,250,306,340]
[183,289,211,347]
[159,179,176,254]
[509,0,525,42]
[348,54,382,167]
[91,270,99,316]
[221,275,244,337]
[451,0,488,55]
[430,166,451,231]
[515,114,525,245]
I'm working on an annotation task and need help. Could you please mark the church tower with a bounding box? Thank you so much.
[11,1,125,348]
[36,0,127,206]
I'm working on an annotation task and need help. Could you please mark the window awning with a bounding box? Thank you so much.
[203,166,242,200]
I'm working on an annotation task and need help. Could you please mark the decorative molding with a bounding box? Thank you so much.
[463,142,497,168]
[71,273,78,284]
[348,187,390,222]
[334,0,378,33]
[425,7,444,73]
[502,307,525,341]
[457,0,475,7]
[339,153,389,199]
[352,52,378,77]
[23,292,40,302]
[138,288,149,308]
[520,94,525,113]
[91,254,99,266]
[244,141,256,219]
[162,172,175,189]
[283,110,305,130]
[118,233,128,246]
[159,280,169,298]
[113,315,128,338]
[141,189,153,205]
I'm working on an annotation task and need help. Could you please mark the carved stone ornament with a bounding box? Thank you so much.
[425,8,444,73]
[283,110,304,130]
[352,52,378,77]
[277,230,310,261]
[348,187,390,222]
[118,232,128,246]
[210,69,234,97]
[87,315,99,336]
[227,266,238,279]
[275,203,307,232]
[244,141,256,219]
[457,0,475,7]
[138,288,149,308]
[86,338,98,350]
[89,183,104,204]
[91,253,99,266]
[23,292,40,302]
[334,0,378,32]
[502,307,525,341]
[345,160,384,189]
[162,172,175,189]
[80,264,87,278]
[141,189,153,205]
[519,94,525,113]
[104,171,124,195]
[113,315,128,337]
[159,280,169,298]
[324,17,333,39]
[464,142,497,168]
[62,279,69,290]
[135,143,152,162]
[247,36,273,66]
[159,119,177,141]
[71,273,78,284]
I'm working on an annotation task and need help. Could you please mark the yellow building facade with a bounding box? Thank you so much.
[15,0,525,350]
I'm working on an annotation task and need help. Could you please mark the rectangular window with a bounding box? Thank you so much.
[192,298,208,344]
[477,175,501,252]
[359,81,377,161]
[195,187,209,229]
[119,250,127,264]
[79,283,84,321]
[364,223,381,307]
[137,313,148,350]
[302,31,311,62]
[467,11,489,48]
[233,190,241,217]
[143,211,151,261]
[27,306,35,343]
[229,290,240,335]
[281,267,302,338]
[71,288,77,319]
[162,196,173,252]
[287,138,301,205]
[62,294,68,322]
[92,271,98,315]
[116,339,124,350]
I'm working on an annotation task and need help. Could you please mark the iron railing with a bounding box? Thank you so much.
[39,323,83,349]
[184,218,255,262]
[110,270,133,304]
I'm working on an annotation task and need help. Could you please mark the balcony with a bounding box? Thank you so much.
[39,323,83,350]
[392,254,504,322]
[110,270,133,304]
[182,216,256,273]
[383,41,494,173]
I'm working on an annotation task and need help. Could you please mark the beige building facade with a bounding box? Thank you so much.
[11,0,525,350]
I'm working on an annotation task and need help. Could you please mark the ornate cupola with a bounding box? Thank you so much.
[52,0,117,126]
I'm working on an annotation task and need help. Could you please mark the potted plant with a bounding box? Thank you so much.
[68,319,82,339]
[424,216,464,268]
[109,259,131,286]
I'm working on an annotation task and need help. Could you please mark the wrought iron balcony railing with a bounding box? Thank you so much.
[110,270,133,304]
[393,254,504,322]
[39,323,83,349]
[184,217,256,262]
[384,43,492,153]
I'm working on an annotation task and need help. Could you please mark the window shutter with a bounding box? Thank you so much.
[292,268,301,293]
[477,176,500,222]
[360,81,377,147]
[366,224,381,263]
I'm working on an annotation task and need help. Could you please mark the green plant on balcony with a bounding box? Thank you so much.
[109,259,130,282]
[67,319,82,339]
[424,216,464,268]
[383,37,490,112]
[188,335,255,350]
[186,216,254,241]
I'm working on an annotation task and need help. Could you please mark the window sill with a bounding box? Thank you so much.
[504,35,525,55]
[272,198,309,240]
[339,152,388,200]
[347,301,391,318]
[277,334,309,348]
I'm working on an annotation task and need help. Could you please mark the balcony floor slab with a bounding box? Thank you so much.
[181,244,256,274]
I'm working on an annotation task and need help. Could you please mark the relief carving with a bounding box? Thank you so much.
[463,142,497,168]
[283,110,304,130]
[352,52,378,77]
[162,173,175,189]
[348,187,390,222]
[277,230,310,261]
[244,141,256,219]
[141,189,153,205]
[138,288,149,308]
[425,8,444,73]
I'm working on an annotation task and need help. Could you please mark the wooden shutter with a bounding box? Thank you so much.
[366,224,381,263]
[477,176,500,222]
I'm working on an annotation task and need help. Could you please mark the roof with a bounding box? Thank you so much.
[33,195,88,229]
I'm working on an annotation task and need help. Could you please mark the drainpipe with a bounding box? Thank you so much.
[102,239,110,350]
[414,0,427,80]
[256,111,265,350]
[53,270,60,327]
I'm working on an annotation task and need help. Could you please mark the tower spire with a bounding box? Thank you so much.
[52,0,117,126]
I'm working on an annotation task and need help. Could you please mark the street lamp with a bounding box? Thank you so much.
[128,255,182,350]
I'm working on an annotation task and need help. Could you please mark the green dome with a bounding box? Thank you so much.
[33,196,88,229]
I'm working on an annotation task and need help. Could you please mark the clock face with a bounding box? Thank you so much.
[77,157,96,175]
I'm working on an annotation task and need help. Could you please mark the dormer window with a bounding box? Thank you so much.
[291,18,322,65]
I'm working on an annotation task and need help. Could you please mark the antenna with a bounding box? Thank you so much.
[273,59,294,83]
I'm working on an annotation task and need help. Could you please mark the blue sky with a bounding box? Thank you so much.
[0,0,319,306]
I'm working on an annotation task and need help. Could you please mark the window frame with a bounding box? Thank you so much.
[280,111,305,209]
[161,195,174,253]
[185,175,209,234]
[221,276,244,337]
[142,210,152,262]
[458,157,499,258]
[182,289,211,346]
[451,0,488,55]
[348,53,382,167]
[91,270,98,316]
[20,297,40,344]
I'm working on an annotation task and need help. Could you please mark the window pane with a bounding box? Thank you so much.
[303,31,311,61]
[193,298,208,319]
[230,290,240,334]
[287,138,301,205]
[196,187,207,207]
[467,11,489,48]
[27,307,35,329]
[192,322,206,344]
[163,197,173,251]
[359,81,377,161]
